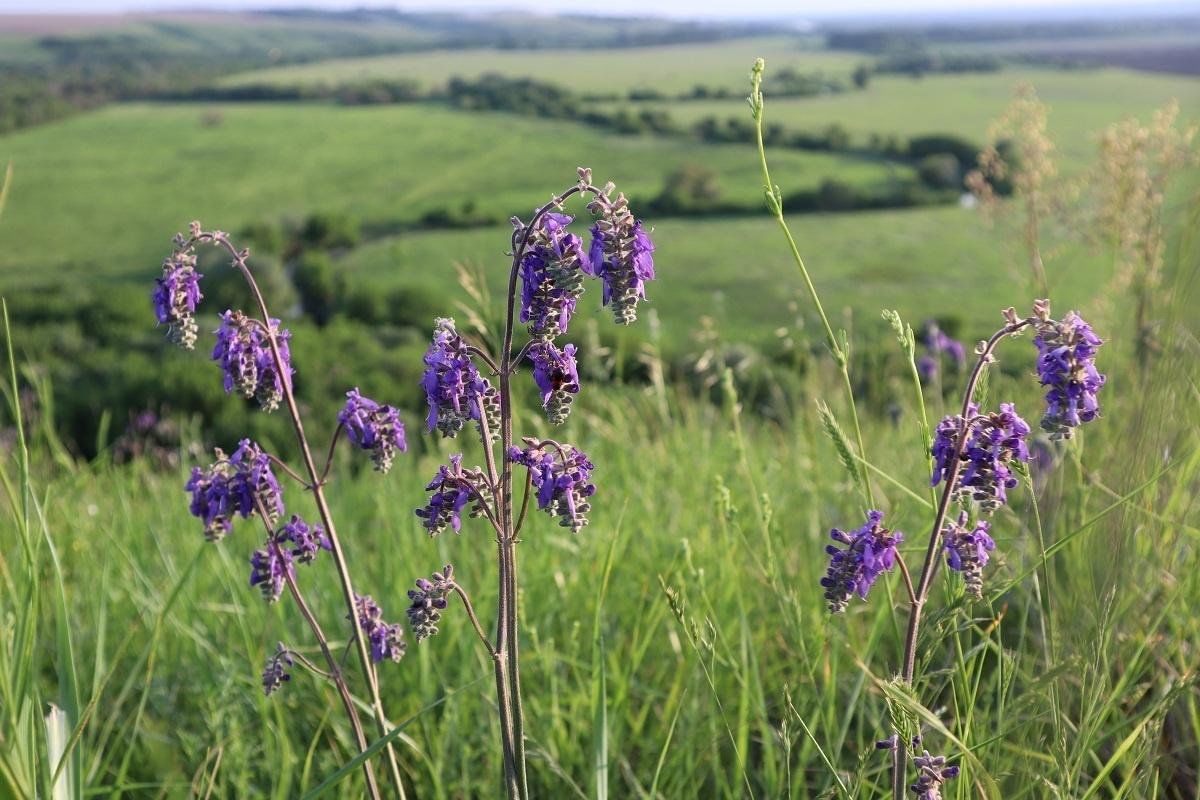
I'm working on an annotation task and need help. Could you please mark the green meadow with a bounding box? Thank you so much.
[3,18,1200,800]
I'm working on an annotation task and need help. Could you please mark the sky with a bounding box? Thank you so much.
[0,0,1191,20]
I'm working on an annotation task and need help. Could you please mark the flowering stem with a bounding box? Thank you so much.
[205,233,408,800]
[749,61,875,508]
[891,318,1031,799]
[253,502,379,799]
[491,180,603,800]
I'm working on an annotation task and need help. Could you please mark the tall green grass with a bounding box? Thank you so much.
[2,234,1197,795]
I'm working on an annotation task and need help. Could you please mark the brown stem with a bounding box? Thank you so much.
[318,422,345,486]
[892,317,1032,800]
[205,233,408,799]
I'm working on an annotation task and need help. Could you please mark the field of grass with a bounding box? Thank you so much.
[0,101,907,294]
[337,208,1116,348]
[4,257,1199,795]
[660,66,1200,170]
[220,36,858,94]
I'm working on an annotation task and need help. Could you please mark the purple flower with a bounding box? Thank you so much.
[1033,310,1106,439]
[212,310,293,412]
[420,318,498,439]
[339,388,408,473]
[262,643,293,696]
[279,515,331,564]
[153,249,203,349]
[414,455,491,536]
[352,595,407,664]
[931,403,1032,511]
[508,441,596,533]
[910,751,959,799]
[529,342,580,425]
[406,564,455,641]
[185,439,284,540]
[820,510,903,613]
[586,192,655,325]
[519,211,591,339]
[916,321,966,382]
[249,541,293,602]
[942,511,995,600]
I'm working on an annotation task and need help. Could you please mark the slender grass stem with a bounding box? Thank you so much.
[749,60,875,509]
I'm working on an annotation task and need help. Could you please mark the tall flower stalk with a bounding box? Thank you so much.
[155,224,408,798]
[410,168,654,799]
[824,300,1105,798]
[749,59,875,508]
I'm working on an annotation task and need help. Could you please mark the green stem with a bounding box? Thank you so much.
[750,60,874,508]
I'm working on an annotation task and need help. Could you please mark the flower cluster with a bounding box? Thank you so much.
[509,441,596,533]
[339,388,407,473]
[820,510,904,613]
[1032,304,1106,439]
[421,318,499,439]
[406,564,455,641]
[916,321,966,382]
[415,455,492,536]
[279,515,331,563]
[261,643,294,696]
[185,439,284,541]
[529,342,580,425]
[931,403,1031,511]
[248,516,331,602]
[519,211,591,340]
[352,595,407,664]
[248,541,293,602]
[212,310,293,412]
[942,511,995,600]
[153,248,203,349]
[587,190,656,325]
[910,751,959,799]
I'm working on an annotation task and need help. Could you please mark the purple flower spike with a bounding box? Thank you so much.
[339,388,408,473]
[529,342,580,425]
[820,510,903,613]
[420,318,499,440]
[153,249,203,349]
[352,595,408,664]
[916,321,966,382]
[249,541,293,603]
[587,191,655,325]
[942,511,995,600]
[1033,308,1106,440]
[212,310,293,412]
[509,441,596,533]
[910,751,959,799]
[931,403,1032,512]
[518,211,590,340]
[185,439,284,540]
[415,455,492,536]
[406,564,455,641]
[262,643,293,696]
